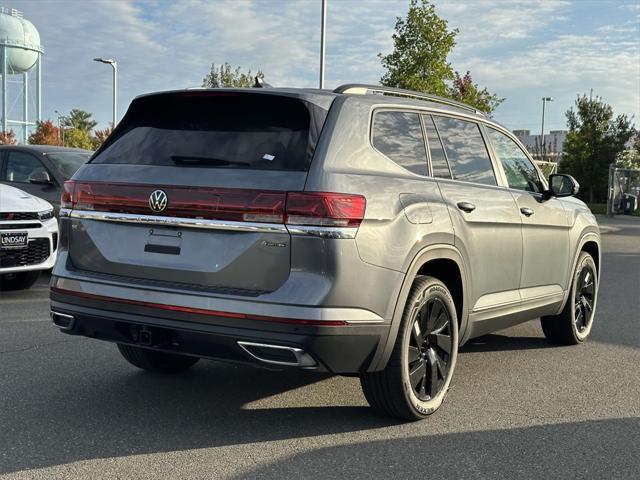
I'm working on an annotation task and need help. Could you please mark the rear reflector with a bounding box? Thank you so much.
[50,287,348,326]
[60,181,365,228]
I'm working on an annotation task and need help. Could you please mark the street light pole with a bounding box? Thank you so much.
[93,57,117,128]
[319,0,327,89]
[54,109,64,146]
[541,96,553,161]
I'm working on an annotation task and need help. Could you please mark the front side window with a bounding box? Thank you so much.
[432,116,496,186]
[487,128,543,193]
[372,111,427,176]
[3,152,48,183]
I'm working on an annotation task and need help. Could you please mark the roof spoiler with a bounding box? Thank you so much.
[253,76,272,88]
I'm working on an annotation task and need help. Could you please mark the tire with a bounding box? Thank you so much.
[0,271,40,291]
[541,251,598,345]
[117,344,199,373]
[360,276,459,421]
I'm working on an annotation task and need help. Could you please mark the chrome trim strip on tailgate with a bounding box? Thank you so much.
[68,210,288,233]
[67,210,359,238]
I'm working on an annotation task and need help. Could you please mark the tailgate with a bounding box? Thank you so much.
[65,91,330,294]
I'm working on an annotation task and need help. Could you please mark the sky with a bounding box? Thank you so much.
[7,0,640,135]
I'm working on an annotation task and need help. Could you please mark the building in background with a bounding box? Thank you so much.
[513,129,567,163]
[0,7,43,143]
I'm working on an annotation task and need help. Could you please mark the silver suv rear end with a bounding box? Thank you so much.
[51,85,600,420]
[51,88,395,374]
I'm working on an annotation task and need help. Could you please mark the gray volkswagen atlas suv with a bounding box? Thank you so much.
[50,84,600,420]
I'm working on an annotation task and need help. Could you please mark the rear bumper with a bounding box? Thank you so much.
[50,287,390,374]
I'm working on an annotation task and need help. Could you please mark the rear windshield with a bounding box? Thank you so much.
[46,152,91,178]
[91,92,326,171]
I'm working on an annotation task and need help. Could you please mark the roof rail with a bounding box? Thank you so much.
[333,83,485,117]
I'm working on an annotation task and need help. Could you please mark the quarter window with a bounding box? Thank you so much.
[423,115,451,179]
[3,152,48,183]
[432,116,496,186]
[487,128,543,193]
[372,111,427,176]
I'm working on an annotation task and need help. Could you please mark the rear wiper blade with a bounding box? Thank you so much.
[170,155,251,167]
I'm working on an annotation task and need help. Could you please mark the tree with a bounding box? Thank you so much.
[93,124,114,148]
[29,120,61,146]
[561,94,635,203]
[380,0,456,97]
[616,150,640,170]
[379,0,502,114]
[449,71,504,114]
[63,109,97,133]
[632,129,640,153]
[64,128,94,150]
[202,62,263,88]
[0,130,16,145]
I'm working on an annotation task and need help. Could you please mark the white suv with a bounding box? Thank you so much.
[0,184,58,290]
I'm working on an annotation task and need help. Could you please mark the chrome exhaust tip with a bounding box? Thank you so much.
[237,341,317,368]
[50,310,75,330]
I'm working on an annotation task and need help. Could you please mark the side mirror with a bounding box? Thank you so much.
[548,174,579,198]
[28,169,52,185]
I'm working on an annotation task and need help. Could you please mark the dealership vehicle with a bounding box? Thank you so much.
[1,184,58,290]
[50,84,600,420]
[0,145,92,213]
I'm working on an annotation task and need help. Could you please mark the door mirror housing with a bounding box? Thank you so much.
[28,169,53,185]
[548,174,579,198]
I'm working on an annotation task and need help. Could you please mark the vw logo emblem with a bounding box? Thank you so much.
[149,189,168,213]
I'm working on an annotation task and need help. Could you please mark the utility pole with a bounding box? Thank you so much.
[541,96,553,161]
[319,0,327,89]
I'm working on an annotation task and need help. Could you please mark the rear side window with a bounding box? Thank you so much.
[423,115,451,179]
[92,93,325,171]
[372,111,427,176]
[432,116,496,186]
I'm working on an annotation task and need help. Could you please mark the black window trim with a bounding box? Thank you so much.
[369,108,430,179]
[368,105,547,190]
[423,114,453,180]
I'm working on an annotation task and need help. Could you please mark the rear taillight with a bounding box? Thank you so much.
[62,182,366,228]
[61,180,77,209]
[67,182,286,223]
[285,192,366,227]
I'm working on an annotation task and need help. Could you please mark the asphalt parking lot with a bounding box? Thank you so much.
[1,215,638,479]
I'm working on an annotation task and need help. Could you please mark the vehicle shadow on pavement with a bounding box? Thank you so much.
[0,360,400,475]
[230,417,640,479]
[462,333,555,352]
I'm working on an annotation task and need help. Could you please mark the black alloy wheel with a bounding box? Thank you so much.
[574,265,596,333]
[407,297,453,401]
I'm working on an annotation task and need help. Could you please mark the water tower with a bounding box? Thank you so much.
[0,7,43,143]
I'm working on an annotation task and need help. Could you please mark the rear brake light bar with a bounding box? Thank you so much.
[61,181,366,228]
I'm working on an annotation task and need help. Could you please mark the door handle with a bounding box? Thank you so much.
[456,201,476,213]
[520,207,534,217]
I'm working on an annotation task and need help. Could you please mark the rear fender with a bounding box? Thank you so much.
[368,244,470,372]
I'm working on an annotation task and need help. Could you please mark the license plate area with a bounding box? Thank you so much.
[1,231,28,250]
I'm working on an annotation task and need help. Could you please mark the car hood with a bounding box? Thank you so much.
[0,184,53,213]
